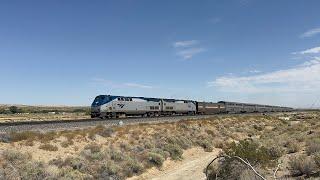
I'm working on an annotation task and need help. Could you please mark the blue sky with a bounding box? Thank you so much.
[1,0,320,108]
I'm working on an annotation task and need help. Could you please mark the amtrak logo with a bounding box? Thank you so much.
[117,104,125,108]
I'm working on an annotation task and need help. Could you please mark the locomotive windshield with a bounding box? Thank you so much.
[91,95,110,107]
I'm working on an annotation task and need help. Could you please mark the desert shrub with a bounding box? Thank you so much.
[24,139,34,146]
[314,152,320,168]
[214,139,226,149]
[39,144,58,151]
[120,142,130,151]
[0,133,11,143]
[61,157,89,172]
[164,144,183,160]
[197,139,213,152]
[58,167,91,179]
[267,145,284,159]
[98,161,120,179]
[19,161,48,180]
[224,140,274,167]
[49,157,65,167]
[205,129,216,136]
[2,150,31,164]
[60,140,73,148]
[110,149,125,162]
[284,141,300,154]
[253,124,263,131]
[124,158,143,177]
[205,161,219,180]
[61,132,77,143]
[143,140,154,149]
[10,131,39,142]
[81,149,105,161]
[166,135,192,150]
[38,131,57,143]
[150,148,170,159]
[84,143,101,153]
[306,138,320,155]
[81,144,106,161]
[1,151,48,180]
[207,157,249,180]
[90,125,115,138]
[289,155,316,177]
[146,152,165,167]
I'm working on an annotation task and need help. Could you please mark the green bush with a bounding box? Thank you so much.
[224,140,274,167]
[9,106,21,114]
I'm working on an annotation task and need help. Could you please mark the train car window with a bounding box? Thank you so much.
[117,98,120,101]
[155,106,159,109]
[150,106,154,110]
[130,98,132,101]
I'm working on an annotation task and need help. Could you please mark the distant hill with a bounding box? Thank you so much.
[0,104,90,114]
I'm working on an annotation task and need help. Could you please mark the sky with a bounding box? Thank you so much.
[1,0,320,108]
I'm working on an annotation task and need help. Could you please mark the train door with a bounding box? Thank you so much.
[160,100,164,112]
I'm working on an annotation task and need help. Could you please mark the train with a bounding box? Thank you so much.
[90,95,293,119]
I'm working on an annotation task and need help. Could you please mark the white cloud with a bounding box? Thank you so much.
[300,27,320,38]
[176,48,206,59]
[208,57,320,93]
[123,83,153,89]
[173,40,198,48]
[92,78,153,89]
[248,69,261,73]
[173,40,206,59]
[294,46,320,54]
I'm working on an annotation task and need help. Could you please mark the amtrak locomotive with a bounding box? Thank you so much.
[91,95,196,118]
[91,95,293,119]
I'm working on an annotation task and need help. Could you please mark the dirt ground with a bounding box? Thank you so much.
[129,147,221,180]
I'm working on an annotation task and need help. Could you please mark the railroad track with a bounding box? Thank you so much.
[0,113,279,133]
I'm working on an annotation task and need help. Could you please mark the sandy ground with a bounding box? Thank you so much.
[129,147,221,180]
